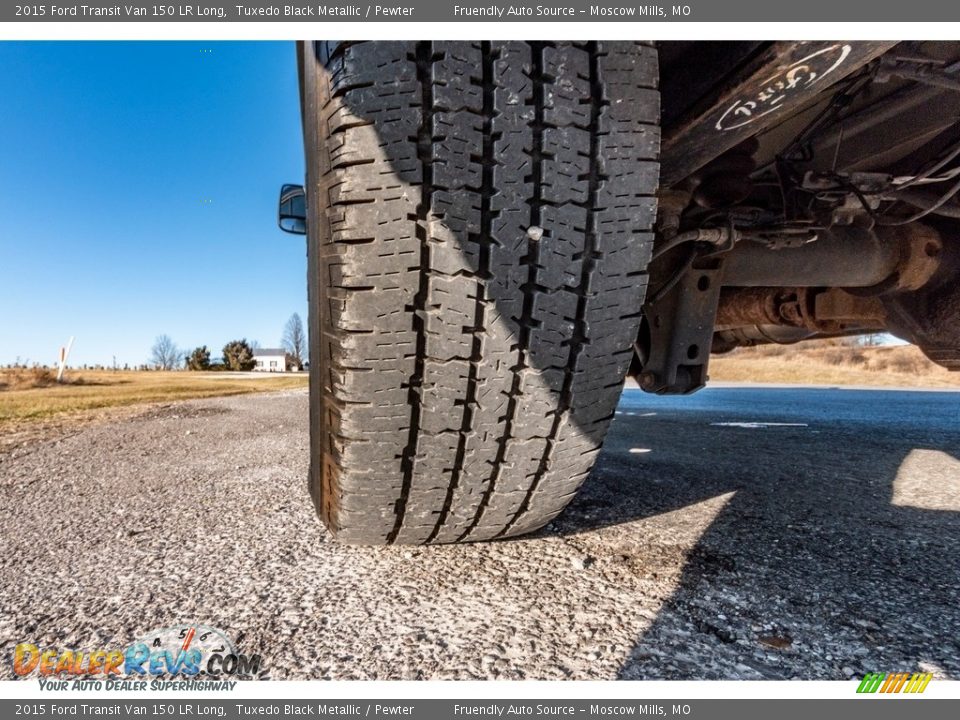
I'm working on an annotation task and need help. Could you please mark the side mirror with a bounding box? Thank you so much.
[278,184,306,235]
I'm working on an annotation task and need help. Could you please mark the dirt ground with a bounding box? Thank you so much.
[1,385,957,680]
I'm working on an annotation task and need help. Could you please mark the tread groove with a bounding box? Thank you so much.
[426,42,497,543]
[457,40,546,542]
[388,41,433,545]
[497,42,604,539]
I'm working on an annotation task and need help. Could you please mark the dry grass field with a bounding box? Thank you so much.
[710,342,960,388]
[2,342,956,454]
[4,345,956,425]
[0,368,308,428]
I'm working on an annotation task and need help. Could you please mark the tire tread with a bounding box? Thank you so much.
[304,41,660,544]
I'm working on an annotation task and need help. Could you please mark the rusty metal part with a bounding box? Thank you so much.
[814,289,887,324]
[722,226,900,287]
[713,326,817,352]
[716,287,887,334]
[637,223,947,390]
[638,258,726,395]
[712,325,880,353]
[882,232,960,370]
[712,287,888,353]
[656,188,692,238]
[661,42,897,186]
[715,286,792,327]
[721,224,945,290]
[876,224,945,291]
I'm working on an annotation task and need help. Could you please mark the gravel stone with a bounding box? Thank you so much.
[0,386,958,680]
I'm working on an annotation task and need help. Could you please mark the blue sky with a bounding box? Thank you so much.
[0,41,306,367]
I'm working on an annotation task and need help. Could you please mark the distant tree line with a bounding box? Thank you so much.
[149,313,307,372]
[152,336,257,371]
[2,359,135,371]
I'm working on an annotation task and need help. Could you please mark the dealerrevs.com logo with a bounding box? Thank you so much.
[13,625,262,690]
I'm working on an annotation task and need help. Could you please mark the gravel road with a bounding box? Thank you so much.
[1,385,958,680]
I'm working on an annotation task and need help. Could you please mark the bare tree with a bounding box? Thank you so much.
[282,313,306,370]
[150,334,182,371]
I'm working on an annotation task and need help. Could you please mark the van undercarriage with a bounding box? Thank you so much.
[281,41,960,543]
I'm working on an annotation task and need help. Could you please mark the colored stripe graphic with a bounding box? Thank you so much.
[857,673,886,693]
[912,673,933,693]
[880,673,897,693]
[857,672,932,693]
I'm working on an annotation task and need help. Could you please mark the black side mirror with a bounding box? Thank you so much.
[278,184,306,235]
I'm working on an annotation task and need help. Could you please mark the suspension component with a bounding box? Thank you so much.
[633,223,946,393]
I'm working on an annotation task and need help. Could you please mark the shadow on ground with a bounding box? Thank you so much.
[551,387,960,679]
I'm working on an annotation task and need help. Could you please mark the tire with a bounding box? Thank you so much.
[300,41,660,544]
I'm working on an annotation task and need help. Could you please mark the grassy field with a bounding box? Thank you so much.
[710,342,960,388]
[0,368,309,428]
[2,341,956,451]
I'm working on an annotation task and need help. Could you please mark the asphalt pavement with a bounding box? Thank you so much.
[1,384,958,680]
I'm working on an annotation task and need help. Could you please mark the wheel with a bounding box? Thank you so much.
[300,41,660,544]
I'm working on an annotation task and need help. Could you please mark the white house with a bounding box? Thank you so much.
[253,348,288,372]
